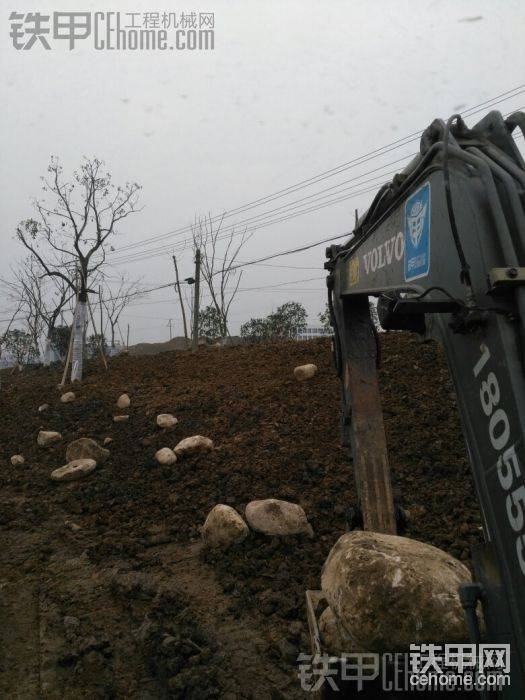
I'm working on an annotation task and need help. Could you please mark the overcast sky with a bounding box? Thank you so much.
[2,0,524,343]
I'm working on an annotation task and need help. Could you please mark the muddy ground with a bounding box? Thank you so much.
[0,334,482,698]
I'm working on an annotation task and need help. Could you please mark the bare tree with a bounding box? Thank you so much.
[100,274,143,348]
[11,256,74,364]
[191,213,250,338]
[16,257,45,358]
[4,329,37,370]
[15,157,141,379]
[0,295,24,365]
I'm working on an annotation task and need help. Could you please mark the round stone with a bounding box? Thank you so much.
[116,393,131,409]
[245,499,313,536]
[50,458,97,482]
[155,447,177,465]
[174,435,213,457]
[293,364,317,381]
[202,504,249,549]
[37,430,62,446]
[156,414,178,429]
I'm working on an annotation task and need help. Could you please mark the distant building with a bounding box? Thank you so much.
[107,341,124,357]
[295,326,332,340]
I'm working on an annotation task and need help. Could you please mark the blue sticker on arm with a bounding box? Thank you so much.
[404,182,430,282]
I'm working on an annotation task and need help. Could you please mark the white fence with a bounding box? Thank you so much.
[295,326,332,340]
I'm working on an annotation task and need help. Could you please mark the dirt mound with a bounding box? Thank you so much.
[0,335,481,697]
[128,336,242,356]
[127,336,190,355]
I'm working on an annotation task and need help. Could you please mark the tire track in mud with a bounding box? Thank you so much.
[0,529,42,699]
[154,541,305,698]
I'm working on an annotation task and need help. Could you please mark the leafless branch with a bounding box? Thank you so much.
[191,213,250,337]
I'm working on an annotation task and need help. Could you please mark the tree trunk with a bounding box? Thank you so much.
[71,265,89,381]
[71,300,87,382]
[43,335,52,366]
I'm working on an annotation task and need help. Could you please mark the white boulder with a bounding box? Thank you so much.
[156,414,178,429]
[116,393,131,409]
[37,430,62,446]
[202,504,249,549]
[10,454,25,466]
[174,435,214,457]
[155,447,177,465]
[293,364,318,381]
[245,499,313,536]
[60,391,76,403]
[321,531,471,652]
[113,415,129,423]
[50,458,97,482]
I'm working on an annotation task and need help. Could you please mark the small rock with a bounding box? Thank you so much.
[174,435,214,457]
[156,413,178,429]
[103,437,112,445]
[10,454,25,466]
[37,430,62,446]
[38,404,49,412]
[113,415,129,423]
[202,504,249,549]
[245,499,313,536]
[50,458,97,482]
[66,437,109,464]
[60,391,76,403]
[293,364,317,381]
[64,520,82,532]
[116,393,131,410]
[155,447,177,465]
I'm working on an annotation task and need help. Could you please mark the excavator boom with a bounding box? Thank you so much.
[326,110,525,697]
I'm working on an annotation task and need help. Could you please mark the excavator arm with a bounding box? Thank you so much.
[326,110,525,697]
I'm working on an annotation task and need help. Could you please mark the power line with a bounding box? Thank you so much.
[107,86,525,259]
[109,160,409,262]
[109,99,525,268]
[108,166,406,266]
[107,180,382,267]
[116,274,327,308]
[213,231,352,275]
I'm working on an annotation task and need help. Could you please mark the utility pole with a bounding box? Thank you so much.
[126,323,130,349]
[192,248,201,352]
[172,255,189,348]
[167,318,173,340]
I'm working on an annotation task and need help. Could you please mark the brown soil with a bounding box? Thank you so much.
[0,335,482,698]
